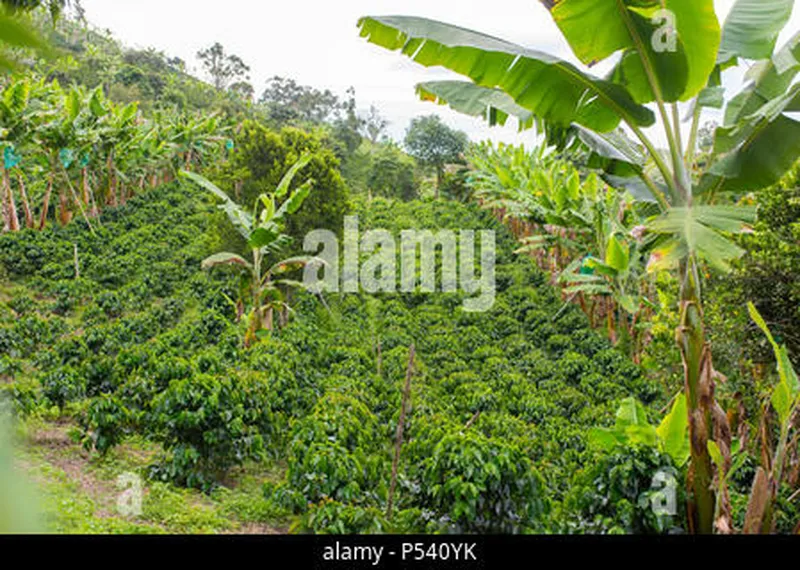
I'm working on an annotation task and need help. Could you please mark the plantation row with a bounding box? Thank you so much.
[0,76,225,233]
[0,182,674,533]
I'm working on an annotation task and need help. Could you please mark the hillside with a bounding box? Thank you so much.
[2,1,800,538]
[0,181,663,533]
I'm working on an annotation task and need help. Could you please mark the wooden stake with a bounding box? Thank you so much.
[376,338,383,378]
[38,176,53,230]
[387,343,415,520]
[465,410,481,429]
[73,243,80,279]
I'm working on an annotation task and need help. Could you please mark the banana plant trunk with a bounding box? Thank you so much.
[0,176,8,232]
[38,175,54,231]
[677,257,716,534]
[107,154,117,207]
[2,165,19,232]
[17,173,33,229]
[81,168,91,207]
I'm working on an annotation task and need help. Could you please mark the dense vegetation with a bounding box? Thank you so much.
[0,0,798,536]
[0,178,664,531]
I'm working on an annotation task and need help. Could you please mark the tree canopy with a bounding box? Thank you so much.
[404,114,468,194]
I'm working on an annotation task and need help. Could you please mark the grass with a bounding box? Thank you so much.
[13,417,291,534]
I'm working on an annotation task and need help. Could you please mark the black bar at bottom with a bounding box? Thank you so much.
[1,534,794,566]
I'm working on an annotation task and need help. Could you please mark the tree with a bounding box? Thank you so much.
[361,105,388,143]
[357,0,800,534]
[196,42,250,91]
[207,120,350,247]
[367,142,417,201]
[228,80,254,103]
[331,86,364,160]
[259,76,340,126]
[404,115,467,198]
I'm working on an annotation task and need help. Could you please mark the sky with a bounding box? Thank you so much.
[78,0,799,147]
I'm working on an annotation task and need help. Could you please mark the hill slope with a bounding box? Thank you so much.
[0,183,660,533]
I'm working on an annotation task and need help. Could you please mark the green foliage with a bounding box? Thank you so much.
[1,161,658,532]
[366,142,418,201]
[716,162,800,368]
[80,394,130,454]
[40,366,84,410]
[149,374,271,492]
[564,446,685,534]
[209,120,350,244]
[275,391,386,510]
[411,431,548,533]
[295,499,388,534]
[590,395,689,467]
[404,114,468,189]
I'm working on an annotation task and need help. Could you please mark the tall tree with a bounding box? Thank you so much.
[260,76,340,126]
[404,114,467,198]
[332,86,364,159]
[196,42,250,91]
[361,105,389,144]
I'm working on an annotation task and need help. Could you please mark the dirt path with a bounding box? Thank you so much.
[17,421,288,534]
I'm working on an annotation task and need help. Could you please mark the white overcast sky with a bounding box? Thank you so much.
[79,0,799,146]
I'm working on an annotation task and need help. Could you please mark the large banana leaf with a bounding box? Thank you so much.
[416,81,534,129]
[748,302,800,425]
[724,32,800,126]
[718,0,795,63]
[589,398,659,451]
[570,125,672,204]
[702,84,800,193]
[357,15,655,132]
[647,204,757,271]
[546,0,719,102]
[275,179,313,219]
[0,10,44,70]
[180,170,253,240]
[274,153,312,198]
[202,252,253,271]
[604,175,662,204]
[657,393,690,466]
[576,125,646,177]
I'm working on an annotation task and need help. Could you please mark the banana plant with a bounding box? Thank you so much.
[357,0,799,533]
[742,302,800,534]
[0,77,33,231]
[180,155,317,347]
[0,76,229,233]
[31,82,99,229]
[469,142,596,269]
[590,394,690,468]
[470,141,657,358]
[168,112,227,172]
[94,93,139,207]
